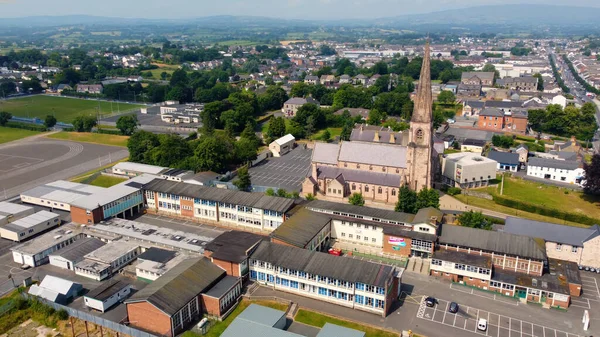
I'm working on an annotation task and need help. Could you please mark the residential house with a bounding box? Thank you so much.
[339,75,352,84]
[457,84,482,97]
[281,97,320,117]
[514,144,529,163]
[478,108,504,130]
[460,139,486,154]
[496,77,538,91]
[526,158,584,185]
[304,76,319,85]
[77,84,103,94]
[354,74,368,85]
[488,151,520,172]
[462,101,486,116]
[504,109,528,133]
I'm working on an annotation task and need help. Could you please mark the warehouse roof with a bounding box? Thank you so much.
[0,201,33,216]
[143,179,295,213]
[439,224,546,260]
[204,231,265,263]
[504,217,600,247]
[85,280,130,301]
[270,208,332,248]
[21,180,104,205]
[251,241,396,288]
[51,237,106,262]
[306,200,414,224]
[126,257,225,316]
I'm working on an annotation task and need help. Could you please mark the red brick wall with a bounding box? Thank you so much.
[210,258,240,277]
[478,116,503,130]
[430,270,458,282]
[569,283,582,297]
[181,199,194,218]
[200,295,221,317]
[463,277,489,289]
[71,206,103,224]
[127,302,172,337]
[271,238,300,248]
[384,277,399,317]
[382,234,412,256]
[512,118,528,133]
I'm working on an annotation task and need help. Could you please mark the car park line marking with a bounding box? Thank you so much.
[449,283,519,306]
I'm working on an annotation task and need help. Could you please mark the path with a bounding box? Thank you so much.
[440,194,509,219]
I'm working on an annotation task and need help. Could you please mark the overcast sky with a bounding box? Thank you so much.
[1,0,599,19]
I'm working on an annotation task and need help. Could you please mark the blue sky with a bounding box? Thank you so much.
[0,0,599,19]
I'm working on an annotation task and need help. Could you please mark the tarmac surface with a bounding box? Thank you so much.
[0,135,128,200]
[249,147,312,192]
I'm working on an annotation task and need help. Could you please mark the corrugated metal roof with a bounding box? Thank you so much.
[237,304,286,327]
[143,179,296,213]
[39,275,79,295]
[439,224,546,260]
[113,162,167,175]
[126,257,225,316]
[0,201,33,216]
[7,211,59,230]
[274,134,295,146]
[221,318,302,337]
[251,241,396,288]
[270,208,331,247]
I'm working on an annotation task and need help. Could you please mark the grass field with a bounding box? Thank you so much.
[215,40,260,46]
[487,177,600,217]
[87,175,128,187]
[147,63,181,79]
[0,126,41,144]
[311,127,342,140]
[70,159,127,183]
[0,96,144,122]
[47,132,129,147]
[294,309,397,337]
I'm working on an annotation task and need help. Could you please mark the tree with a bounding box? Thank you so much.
[169,68,189,87]
[395,186,417,214]
[458,211,491,230]
[305,193,316,201]
[491,135,515,148]
[116,114,139,135]
[233,165,252,192]
[320,129,331,142]
[277,188,289,197]
[235,138,259,164]
[437,90,456,104]
[0,111,12,126]
[267,117,287,140]
[194,135,233,172]
[583,153,600,196]
[416,188,440,209]
[348,193,365,206]
[367,109,386,126]
[533,73,544,91]
[128,130,160,163]
[305,115,316,138]
[72,115,97,132]
[201,101,226,135]
[44,115,57,128]
[265,188,275,196]
[340,121,353,141]
[160,72,168,80]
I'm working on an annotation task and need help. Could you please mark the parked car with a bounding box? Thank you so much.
[425,296,436,307]
[477,318,488,331]
[328,248,342,256]
[448,302,459,313]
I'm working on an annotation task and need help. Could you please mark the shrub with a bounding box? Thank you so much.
[5,121,48,131]
[447,187,461,196]
[56,309,69,320]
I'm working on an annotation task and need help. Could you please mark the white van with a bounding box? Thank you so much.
[477,318,488,331]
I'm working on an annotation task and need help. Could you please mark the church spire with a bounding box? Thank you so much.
[411,41,432,123]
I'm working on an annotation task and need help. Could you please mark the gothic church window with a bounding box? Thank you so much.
[416,129,424,142]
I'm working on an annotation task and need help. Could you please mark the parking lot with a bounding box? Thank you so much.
[570,274,600,309]
[249,147,312,191]
[417,297,583,337]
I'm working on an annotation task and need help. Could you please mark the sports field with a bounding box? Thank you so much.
[0,96,144,122]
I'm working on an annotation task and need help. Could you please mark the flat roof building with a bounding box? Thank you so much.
[49,237,106,271]
[0,210,60,242]
[136,248,191,282]
[112,162,167,177]
[20,180,105,211]
[84,280,133,312]
[12,223,84,267]
[0,201,35,225]
[75,241,140,281]
[442,152,498,189]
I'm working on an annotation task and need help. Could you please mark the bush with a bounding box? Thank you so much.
[447,187,461,196]
[492,195,600,225]
[56,309,69,320]
[96,128,122,135]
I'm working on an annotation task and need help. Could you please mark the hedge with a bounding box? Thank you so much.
[96,128,123,135]
[5,121,48,132]
[492,195,600,226]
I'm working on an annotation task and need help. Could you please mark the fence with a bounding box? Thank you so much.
[21,293,159,337]
[10,116,73,128]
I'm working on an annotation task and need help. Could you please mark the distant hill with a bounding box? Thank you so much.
[1,5,600,28]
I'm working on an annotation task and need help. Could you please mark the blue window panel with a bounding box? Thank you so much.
[355,295,363,304]
[377,287,385,295]
[355,283,365,291]
[276,277,281,284]
[318,287,327,296]
[258,272,266,281]
[281,279,289,287]
[250,270,257,280]
[291,281,299,289]
[267,274,275,283]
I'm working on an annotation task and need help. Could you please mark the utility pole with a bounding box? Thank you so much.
[500,173,505,195]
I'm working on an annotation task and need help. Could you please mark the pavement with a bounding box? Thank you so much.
[0,136,128,200]
[247,270,600,337]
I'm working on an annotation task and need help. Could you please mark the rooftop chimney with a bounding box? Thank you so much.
[389,133,396,144]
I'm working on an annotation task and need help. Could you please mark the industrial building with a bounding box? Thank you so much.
[12,223,84,267]
[20,180,104,211]
[0,210,60,242]
[49,237,107,271]
[84,280,133,312]
[126,257,242,337]
[75,241,140,281]
[0,201,34,225]
[249,241,401,317]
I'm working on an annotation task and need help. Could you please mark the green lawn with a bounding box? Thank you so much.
[215,40,260,46]
[487,177,600,218]
[70,159,128,183]
[147,63,181,79]
[47,132,129,147]
[311,128,342,141]
[199,300,289,337]
[0,126,41,144]
[87,175,128,187]
[261,118,291,134]
[0,96,144,123]
[294,309,397,337]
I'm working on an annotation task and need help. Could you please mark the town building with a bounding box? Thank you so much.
[478,108,504,130]
[75,241,140,281]
[460,139,486,154]
[12,223,83,267]
[441,152,497,188]
[49,237,106,271]
[526,158,584,185]
[504,217,600,272]
[249,241,401,317]
[496,77,538,91]
[514,144,529,163]
[28,275,82,304]
[349,125,408,146]
[504,110,529,133]
[281,97,320,117]
[143,179,295,231]
[269,134,295,157]
[203,231,264,278]
[461,72,495,86]
[126,257,242,336]
[76,84,103,94]
[488,151,520,172]
[0,210,60,242]
[84,280,133,312]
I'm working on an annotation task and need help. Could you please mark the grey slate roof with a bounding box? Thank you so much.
[479,108,504,117]
[144,179,295,213]
[312,142,340,165]
[462,139,487,147]
[504,217,600,247]
[204,231,265,263]
[306,200,415,224]
[316,166,402,187]
[528,157,580,171]
[461,72,494,82]
[126,257,225,316]
[464,100,486,109]
[485,101,523,109]
[488,151,520,165]
[85,280,129,301]
[338,141,407,168]
[270,208,332,247]
[52,238,106,263]
[439,224,547,260]
[251,241,396,288]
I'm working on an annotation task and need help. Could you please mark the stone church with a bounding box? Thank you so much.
[301,43,435,205]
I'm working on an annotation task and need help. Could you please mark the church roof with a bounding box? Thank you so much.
[338,142,407,168]
[412,42,432,124]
